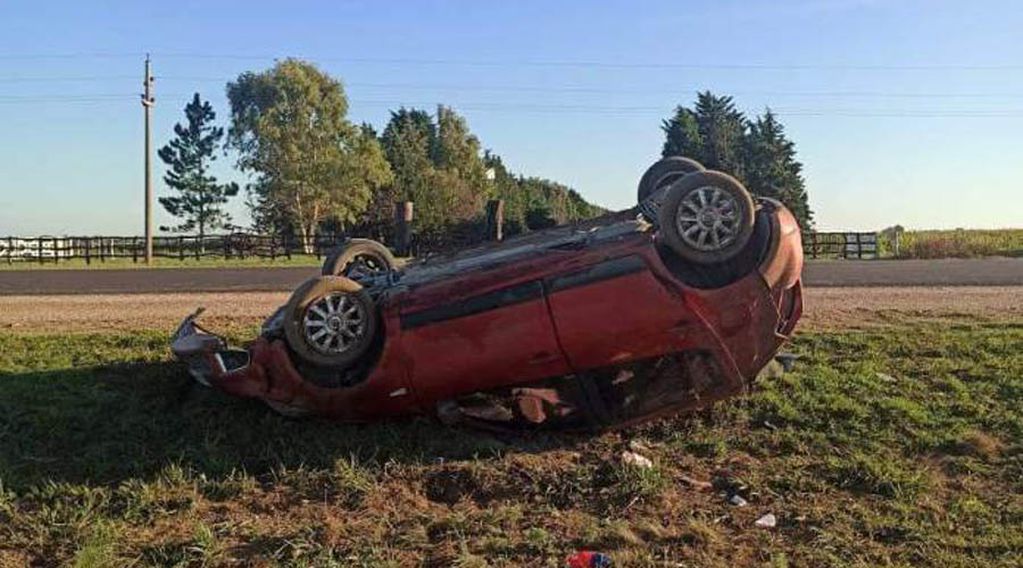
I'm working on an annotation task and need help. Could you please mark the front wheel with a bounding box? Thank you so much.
[282,276,378,370]
[658,170,755,265]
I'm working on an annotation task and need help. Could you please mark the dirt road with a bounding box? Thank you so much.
[1,257,1022,295]
[1,286,1020,333]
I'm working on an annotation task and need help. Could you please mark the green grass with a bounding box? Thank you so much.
[0,255,323,271]
[881,229,1023,259]
[2,324,1022,566]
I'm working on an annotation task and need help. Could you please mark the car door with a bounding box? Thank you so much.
[545,254,688,371]
[399,271,570,404]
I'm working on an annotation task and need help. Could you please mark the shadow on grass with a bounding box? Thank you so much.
[0,360,569,492]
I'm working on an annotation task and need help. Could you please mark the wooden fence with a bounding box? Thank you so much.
[1,202,880,264]
[803,232,878,259]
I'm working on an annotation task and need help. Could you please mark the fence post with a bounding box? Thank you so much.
[37,238,42,265]
[195,236,201,261]
[179,236,185,261]
[394,201,414,256]
[485,199,505,242]
[85,238,91,265]
[6,237,12,265]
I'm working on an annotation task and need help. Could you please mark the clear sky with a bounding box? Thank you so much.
[1,0,1021,235]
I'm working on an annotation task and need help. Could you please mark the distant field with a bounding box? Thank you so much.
[1,320,1021,566]
[888,229,1023,259]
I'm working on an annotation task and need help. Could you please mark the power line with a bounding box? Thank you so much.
[5,74,1023,100]
[2,92,1023,118]
[1,51,1021,71]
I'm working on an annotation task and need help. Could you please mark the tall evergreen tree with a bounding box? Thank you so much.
[661,92,813,228]
[745,110,813,226]
[157,93,239,238]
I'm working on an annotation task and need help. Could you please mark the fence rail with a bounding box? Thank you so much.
[0,233,355,264]
[802,232,879,259]
[1,220,881,265]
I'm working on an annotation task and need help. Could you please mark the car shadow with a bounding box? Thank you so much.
[0,359,585,491]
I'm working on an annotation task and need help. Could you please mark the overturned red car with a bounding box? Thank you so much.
[172,158,803,430]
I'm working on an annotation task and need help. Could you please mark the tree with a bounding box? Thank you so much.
[157,93,238,239]
[226,59,391,250]
[378,106,489,232]
[661,92,813,228]
[744,110,813,226]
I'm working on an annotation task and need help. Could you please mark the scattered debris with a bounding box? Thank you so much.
[628,439,652,453]
[680,475,714,491]
[728,494,749,507]
[566,550,612,567]
[620,451,653,469]
[755,513,777,528]
[763,420,779,431]
[876,372,898,383]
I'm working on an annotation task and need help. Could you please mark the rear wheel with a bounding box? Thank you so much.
[322,239,396,279]
[658,170,755,264]
[637,156,705,204]
[283,276,378,369]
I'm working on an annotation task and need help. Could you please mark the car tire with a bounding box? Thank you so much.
[283,276,378,370]
[637,156,705,204]
[658,170,756,265]
[321,238,396,279]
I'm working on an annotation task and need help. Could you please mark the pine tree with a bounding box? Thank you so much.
[157,93,239,239]
[661,93,813,229]
[745,110,813,227]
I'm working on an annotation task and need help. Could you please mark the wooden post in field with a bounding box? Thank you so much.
[85,238,91,265]
[6,237,12,265]
[37,239,42,265]
[486,199,505,242]
[394,201,414,256]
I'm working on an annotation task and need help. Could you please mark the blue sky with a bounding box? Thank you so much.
[1,0,1021,235]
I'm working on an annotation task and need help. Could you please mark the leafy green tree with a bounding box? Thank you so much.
[157,93,238,239]
[379,106,489,231]
[226,59,391,250]
[661,92,813,228]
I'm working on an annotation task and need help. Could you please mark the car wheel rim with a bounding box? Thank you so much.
[676,186,742,252]
[302,293,366,355]
[345,254,387,279]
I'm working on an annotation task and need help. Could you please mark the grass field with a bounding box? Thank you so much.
[1,323,1022,567]
[885,229,1023,259]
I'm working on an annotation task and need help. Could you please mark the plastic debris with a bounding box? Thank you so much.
[620,450,653,469]
[728,494,748,507]
[566,550,612,567]
[755,513,777,528]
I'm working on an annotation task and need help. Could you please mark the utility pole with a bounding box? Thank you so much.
[141,54,155,265]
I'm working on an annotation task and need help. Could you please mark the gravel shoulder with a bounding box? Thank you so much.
[1,286,1020,333]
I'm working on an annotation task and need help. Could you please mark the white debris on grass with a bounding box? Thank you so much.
[620,450,653,469]
[755,513,777,528]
